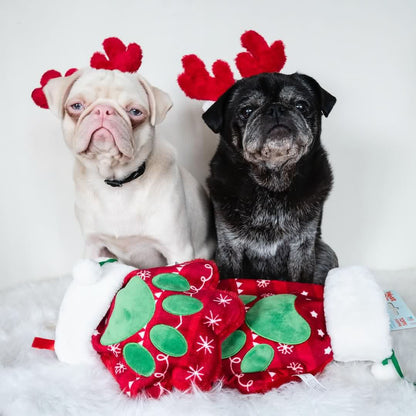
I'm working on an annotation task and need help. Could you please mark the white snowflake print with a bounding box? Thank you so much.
[196,335,215,354]
[310,310,318,318]
[136,270,151,280]
[287,362,304,374]
[185,365,205,382]
[324,346,332,355]
[301,291,309,296]
[317,329,325,337]
[256,279,270,288]
[108,343,122,357]
[276,343,294,355]
[203,310,222,329]
[213,294,232,307]
[114,362,126,374]
[261,292,274,298]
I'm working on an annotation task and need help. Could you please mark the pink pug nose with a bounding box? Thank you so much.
[93,104,116,120]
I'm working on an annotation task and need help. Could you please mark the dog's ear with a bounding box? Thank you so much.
[202,86,234,133]
[294,73,336,117]
[137,74,172,126]
[320,88,337,117]
[43,70,83,118]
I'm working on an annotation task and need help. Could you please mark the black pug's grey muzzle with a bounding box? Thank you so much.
[243,102,312,167]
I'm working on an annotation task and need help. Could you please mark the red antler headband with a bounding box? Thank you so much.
[31,37,143,109]
[177,30,287,102]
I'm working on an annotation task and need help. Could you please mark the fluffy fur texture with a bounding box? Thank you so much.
[1,269,415,415]
[325,266,392,364]
[203,72,338,284]
[42,68,214,269]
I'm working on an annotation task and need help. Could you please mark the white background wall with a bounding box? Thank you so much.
[1,0,415,290]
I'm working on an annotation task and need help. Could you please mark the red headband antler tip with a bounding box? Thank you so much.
[32,68,79,109]
[236,31,286,77]
[177,55,234,101]
[90,37,143,73]
[31,88,48,109]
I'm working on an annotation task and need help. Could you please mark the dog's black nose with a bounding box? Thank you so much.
[267,104,288,119]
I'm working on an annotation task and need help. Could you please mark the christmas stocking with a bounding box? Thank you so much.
[54,258,245,398]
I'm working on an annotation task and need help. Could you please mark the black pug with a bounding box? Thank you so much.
[203,72,338,284]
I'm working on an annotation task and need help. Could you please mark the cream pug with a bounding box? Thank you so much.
[44,68,214,268]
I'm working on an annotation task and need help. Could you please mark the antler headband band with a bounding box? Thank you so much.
[31,37,143,109]
[177,30,287,102]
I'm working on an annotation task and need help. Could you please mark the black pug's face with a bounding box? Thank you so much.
[203,72,336,174]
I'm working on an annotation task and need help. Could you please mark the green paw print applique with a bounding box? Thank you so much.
[222,294,311,373]
[245,294,311,345]
[100,276,155,346]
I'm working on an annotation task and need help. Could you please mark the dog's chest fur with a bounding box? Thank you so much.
[74,176,168,266]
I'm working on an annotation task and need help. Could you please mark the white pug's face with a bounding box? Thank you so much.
[43,68,172,170]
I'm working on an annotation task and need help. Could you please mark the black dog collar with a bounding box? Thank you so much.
[104,162,146,187]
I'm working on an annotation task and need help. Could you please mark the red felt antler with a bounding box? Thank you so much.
[236,30,286,77]
[90,37,142,73]
[177,30,286,102]
[31,68,78,109]
[177,55,235,101]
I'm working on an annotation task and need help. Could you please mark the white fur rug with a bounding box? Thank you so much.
[1,269,415,416]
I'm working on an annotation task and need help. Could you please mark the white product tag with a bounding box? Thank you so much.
[296,373,327,392]
[385,290,416,331]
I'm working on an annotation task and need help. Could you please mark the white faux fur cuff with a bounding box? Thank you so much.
[324,266,392,363]
[54,259,135,365]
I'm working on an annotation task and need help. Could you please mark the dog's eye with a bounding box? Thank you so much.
[67,102,85,117]
[70,103,84,112]
[295,101,309,112]
[128,108,143,117]
[239,106,254,120]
